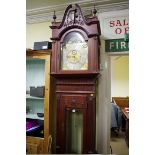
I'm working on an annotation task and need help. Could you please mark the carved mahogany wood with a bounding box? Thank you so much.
[50,4,100,154]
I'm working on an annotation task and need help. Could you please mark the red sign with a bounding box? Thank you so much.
[110,19,129,34]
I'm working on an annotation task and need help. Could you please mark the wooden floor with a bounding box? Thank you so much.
[110,131,129,155]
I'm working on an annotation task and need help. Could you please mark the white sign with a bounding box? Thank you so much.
[103,16,129,39]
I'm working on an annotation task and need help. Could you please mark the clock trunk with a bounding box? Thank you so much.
[55,77,96,154]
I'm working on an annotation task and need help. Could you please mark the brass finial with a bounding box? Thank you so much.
[92,4,97,16]
[53,10,57,22]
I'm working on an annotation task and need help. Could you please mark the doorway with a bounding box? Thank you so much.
[110,55,129,155]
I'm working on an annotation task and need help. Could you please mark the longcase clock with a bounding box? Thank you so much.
[50,4,100,154]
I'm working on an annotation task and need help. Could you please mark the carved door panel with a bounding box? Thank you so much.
[56,94,96,154]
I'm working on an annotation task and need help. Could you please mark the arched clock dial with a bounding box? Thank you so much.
[61,32,88,70]
[61,42,88,70]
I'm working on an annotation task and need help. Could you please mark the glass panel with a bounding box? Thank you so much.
[26,59,45,90]
[26,58,45,138]
[65,109,83,153]
[61,32,88,70]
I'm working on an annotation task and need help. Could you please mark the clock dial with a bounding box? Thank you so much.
[61,32,88,70]
[67,50,81,64]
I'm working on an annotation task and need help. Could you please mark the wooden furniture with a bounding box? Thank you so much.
[50,4,100,154]
[112,97,129,108]
[112,97,129,147]
[26,49,52,154]
[121,107,129,119]
[121,107,129,147]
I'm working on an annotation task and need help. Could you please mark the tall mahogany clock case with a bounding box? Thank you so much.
[50,4,100,154]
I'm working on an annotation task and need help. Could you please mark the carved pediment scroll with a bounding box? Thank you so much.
[50,4,100,40]
[63,4,85,27]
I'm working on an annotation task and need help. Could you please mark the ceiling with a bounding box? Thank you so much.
[26,0,129,24]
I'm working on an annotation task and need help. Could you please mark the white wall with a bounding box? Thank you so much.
[26,22,51,49]
[96,38,111,154]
